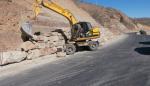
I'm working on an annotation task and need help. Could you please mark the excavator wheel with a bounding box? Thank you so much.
[88,41,99,51]
[65,44,76,55]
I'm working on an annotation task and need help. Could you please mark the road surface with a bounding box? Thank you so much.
[0,33,150,86]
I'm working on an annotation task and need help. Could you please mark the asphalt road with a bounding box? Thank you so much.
[0,33,150,86]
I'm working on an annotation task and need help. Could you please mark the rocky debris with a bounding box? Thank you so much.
[27,49,41,60]
[0,51,27,66]
[56,52,66,57]
[49,36,60,42]
[22,31,66,60]
[20,41,37,51]
[40,47,57,56]
[0,31,66,65]
[0,25,68,65]
[35,42,50,49]
[27,47,57,60]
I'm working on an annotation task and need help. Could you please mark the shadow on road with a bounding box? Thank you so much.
[139,42,150,45]
[135,47,150,55]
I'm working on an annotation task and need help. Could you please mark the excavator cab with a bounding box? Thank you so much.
[72,22,100,40]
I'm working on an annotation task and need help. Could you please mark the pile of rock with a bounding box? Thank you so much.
[0,32,66,66]
[22,32,66,59]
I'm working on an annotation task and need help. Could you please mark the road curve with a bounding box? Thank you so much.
[0,33,150,86]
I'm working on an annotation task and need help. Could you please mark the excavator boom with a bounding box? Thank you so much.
[34,0,78,25]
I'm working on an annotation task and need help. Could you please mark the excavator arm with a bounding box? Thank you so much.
[34,0,78,25]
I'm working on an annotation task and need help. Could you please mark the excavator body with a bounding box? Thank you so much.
[22,0,101,55]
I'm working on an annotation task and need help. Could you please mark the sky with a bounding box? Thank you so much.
[83,0,150,18]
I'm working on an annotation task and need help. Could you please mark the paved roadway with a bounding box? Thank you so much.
[0,33,150,86]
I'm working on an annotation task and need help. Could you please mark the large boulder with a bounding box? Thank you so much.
[35,42,50,49]
[27,49,41,60]
[20,41,37,51]
[49,36,60,42]
[40,47,57,56]
[56,52,66,57]
[48,42,55,48]
[0,51,27,65]
[54,40,65,46]
[27,47,57,60]
[33,35,50,43]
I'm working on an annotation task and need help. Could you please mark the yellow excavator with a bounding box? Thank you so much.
[22,0,100,55]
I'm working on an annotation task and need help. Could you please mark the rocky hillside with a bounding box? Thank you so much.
[77,2,139,34]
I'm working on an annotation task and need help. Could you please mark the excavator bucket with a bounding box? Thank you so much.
[21,22,33,38]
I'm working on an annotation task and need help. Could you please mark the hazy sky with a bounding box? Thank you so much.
[84,0,150,18]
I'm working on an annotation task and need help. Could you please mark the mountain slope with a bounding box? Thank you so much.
[77,2,139,35]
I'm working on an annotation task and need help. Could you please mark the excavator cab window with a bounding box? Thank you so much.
[72,22,93,38]
[78,22,92,32]
[87,22,92,29]
[79,22,92,35]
